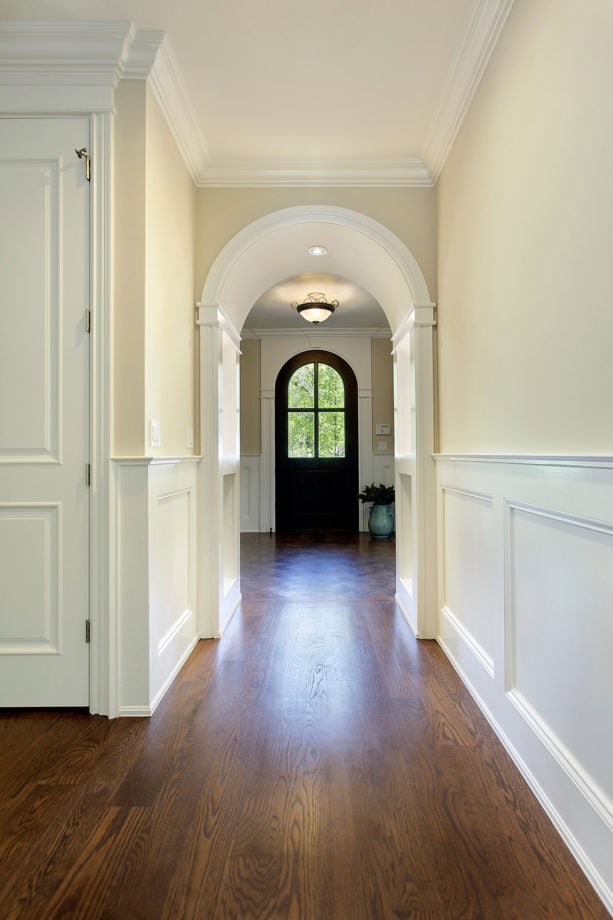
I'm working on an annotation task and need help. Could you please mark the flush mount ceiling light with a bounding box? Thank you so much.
[291,292,339,324]
[308,246,327,256]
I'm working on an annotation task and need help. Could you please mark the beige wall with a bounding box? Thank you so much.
[145,88,197,457]
[371,338,394,454]
[437,0,613,453]
[112,83,197,456]
[240,338,261,454]
[195,187,437,307]
[113,81,147,455]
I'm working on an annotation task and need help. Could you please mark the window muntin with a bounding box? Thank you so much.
[287,362,346,458]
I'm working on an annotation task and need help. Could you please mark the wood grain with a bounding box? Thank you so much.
[0,533,608,919]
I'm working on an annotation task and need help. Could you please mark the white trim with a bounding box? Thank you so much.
[202,205,433,310]
[89,111,113,717]
[146,34,209,183]
[423,0,516,181]
[507,689,613,832]
[438,632,613,914]
[244,327,392,339]
[196,158,432,188]
[440,605,495,679]
[157,607,194,656]
[434,453,613,469]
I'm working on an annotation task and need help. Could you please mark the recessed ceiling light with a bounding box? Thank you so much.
[308,246,327,256]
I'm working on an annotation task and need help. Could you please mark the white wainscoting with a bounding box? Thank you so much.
[435,455,613,913]
[111,457,199,717]
[240,451,394,533]
[240,455,260,532]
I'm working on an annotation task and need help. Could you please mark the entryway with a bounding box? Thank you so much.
[275,350,358,533]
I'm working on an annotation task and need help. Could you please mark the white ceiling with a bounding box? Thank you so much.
[0,0,514,186]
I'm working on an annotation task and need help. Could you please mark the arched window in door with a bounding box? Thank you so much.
[287,361,346,458]
[275,351,358,533]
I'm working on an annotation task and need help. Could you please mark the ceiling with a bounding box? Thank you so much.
[0,0,514,186]
[0,0,514,330]
[246,273,389,333]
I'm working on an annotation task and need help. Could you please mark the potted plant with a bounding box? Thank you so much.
[358,482,395,539]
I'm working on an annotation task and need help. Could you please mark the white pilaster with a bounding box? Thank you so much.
[196,303,242,636]
[260,389,275,532]
[358,387,374,531]
[393,304,438,638]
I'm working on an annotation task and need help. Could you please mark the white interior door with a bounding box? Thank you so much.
[0,117,90,706]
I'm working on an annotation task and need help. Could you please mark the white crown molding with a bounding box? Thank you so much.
[0,6,516,187]
[0,21,131,84]
[196,158,432,188]
[244,327,392,339]
[422,0,516,181]
[145,35,210,182]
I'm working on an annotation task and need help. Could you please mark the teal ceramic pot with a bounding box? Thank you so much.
[368,503,394,539]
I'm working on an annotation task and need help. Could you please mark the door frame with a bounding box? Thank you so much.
[0,27,117,715]
[274,349,359,533]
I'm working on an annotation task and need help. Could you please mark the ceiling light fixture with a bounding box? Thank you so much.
[308,246,327,256]
[291,292,339,325]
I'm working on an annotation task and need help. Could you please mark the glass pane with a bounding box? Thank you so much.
[288,412,314,457]
[318,411,345,457]
[317,364,344,408]
[288,364,314,408]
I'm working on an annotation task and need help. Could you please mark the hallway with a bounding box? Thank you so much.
[0,534,607,919]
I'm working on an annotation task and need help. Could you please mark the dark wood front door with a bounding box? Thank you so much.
[275,350,358,533]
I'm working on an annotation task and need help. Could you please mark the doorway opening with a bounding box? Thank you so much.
[275,350,358,533]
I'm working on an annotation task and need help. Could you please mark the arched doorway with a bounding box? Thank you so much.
[275,350,359,533]
[197,205,436,639]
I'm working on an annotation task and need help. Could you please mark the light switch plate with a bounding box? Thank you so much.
[186,426,194,449]
[150,419,161,447]
[377,440,388,451]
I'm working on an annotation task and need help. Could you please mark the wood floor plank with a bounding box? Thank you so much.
[0,533,608,919]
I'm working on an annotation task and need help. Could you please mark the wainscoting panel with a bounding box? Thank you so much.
[506,501,613,810]
[440,487,495,677]
[112,458,199,716]
[435,456,613,912]
[240,455,260,532]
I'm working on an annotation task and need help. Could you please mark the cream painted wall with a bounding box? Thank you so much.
[371,337,394,454]
[240,339,261,454]
[113,81,147,455]
[112,83,197,457]
[195,187,437,305]
[145,88,197,457]
[437,0,613,453]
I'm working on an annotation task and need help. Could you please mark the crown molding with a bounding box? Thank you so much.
[0,5,516,187]
[243,327,391,339]
[0,21,131,84]
[196,158,432,188]
[422,0,516,181]
[146,35,210,182]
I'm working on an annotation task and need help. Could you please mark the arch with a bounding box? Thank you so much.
[199,205,433,334]
[197,204,437,641]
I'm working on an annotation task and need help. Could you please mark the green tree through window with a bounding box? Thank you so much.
[287,363,345,458]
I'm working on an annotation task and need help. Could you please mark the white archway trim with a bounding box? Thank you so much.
[201,205,432,320]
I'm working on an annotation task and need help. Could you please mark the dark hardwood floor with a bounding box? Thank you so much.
[0,533,608,919]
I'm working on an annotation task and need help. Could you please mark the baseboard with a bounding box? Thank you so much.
[436,633,613,915]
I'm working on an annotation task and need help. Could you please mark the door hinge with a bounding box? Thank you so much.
[85,463,91,487]
[85,619,91,643]
[75,146,91,182]
[85,308,91,333]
